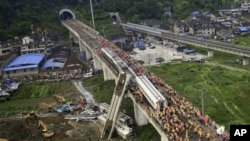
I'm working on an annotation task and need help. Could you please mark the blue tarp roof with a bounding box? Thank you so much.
[134,40,144,47]
[2,54,45,71]
[191,11,200,15]
[41,58,66,70]
[238,26,249,32]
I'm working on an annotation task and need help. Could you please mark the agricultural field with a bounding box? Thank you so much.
[0,81,80,115]
[234,36,250,46]
[148,62,250,130]
[190,45,250,70]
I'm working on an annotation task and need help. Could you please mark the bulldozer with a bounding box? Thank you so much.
[38,120,55,138]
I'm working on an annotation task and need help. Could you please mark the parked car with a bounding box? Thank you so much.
[155,57,165,63]
[137,60,144,64]
[149,45,156,49]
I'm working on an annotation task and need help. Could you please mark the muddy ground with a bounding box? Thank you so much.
[0,114,103,141]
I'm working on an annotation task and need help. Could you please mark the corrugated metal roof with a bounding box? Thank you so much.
[238,26,249,32]
[6,54,45,67]
[41,58,66,70]
[2,54,45,71]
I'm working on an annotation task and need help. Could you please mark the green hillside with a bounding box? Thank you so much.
[0,0,238,41]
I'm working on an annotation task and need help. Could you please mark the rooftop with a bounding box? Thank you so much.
[41,58,66,70]
[2,54,45,71]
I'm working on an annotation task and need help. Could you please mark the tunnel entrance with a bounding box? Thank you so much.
[111,15,117,24]
[59,9,76,21]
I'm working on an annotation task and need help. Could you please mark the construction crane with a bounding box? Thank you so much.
[38,120,55,138]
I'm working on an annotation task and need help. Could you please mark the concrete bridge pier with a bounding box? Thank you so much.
[243,57,249,66]
[103,66,115,81]
[133,102,148,126]
[93,55,102,70]
[85,47,92,60]
[79,40,92,60]
[69,32,78,43]
[207,49,214,57]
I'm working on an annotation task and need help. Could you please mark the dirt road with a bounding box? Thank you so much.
[72,80,96,105]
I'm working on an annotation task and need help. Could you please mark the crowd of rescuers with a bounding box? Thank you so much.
[64,19,230,141]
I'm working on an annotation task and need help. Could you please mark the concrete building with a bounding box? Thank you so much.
[1,53,46,79]
[20,43,46,55]
[39,48,82,78]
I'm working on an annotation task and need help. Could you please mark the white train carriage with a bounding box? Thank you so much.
[135,75,167,111]
[101,47,127,73]
[97,114,134,139]
[99,103,134,125]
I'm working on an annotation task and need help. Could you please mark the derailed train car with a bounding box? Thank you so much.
[135,75,167,112]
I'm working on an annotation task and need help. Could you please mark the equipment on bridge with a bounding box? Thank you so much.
[135,75,167,112]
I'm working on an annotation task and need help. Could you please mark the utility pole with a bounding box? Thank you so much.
[200,90,204,115]
[102,26,105,37]
[90,0,95,29]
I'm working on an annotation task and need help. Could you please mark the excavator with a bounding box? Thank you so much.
[53,94,66,103]
[39,102,58,112]
[38,120,55,138]
[24,111,38,118]
[0,139,8,141]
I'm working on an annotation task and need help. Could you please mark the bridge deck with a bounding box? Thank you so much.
[122,22,250,58]
[62,19,229,141]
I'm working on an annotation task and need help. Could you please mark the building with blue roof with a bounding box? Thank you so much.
[1,53,45,79]
[238,26,249,32]
[41,58,66,70]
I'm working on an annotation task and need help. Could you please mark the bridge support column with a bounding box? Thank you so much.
[85,48,92,60]
[70,32,78,43]
[207,49,214,57]
[243,57,249,66]
[93,55,102,70]
[133,102,148,126]
[79,40,92,62]
[79,41,87,61]
[103,66,114,81]
[161,134,169,141]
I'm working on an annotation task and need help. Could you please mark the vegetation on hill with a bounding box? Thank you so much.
[0,0,238,41]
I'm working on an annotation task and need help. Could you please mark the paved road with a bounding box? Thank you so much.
[72,80,96,105]
[205,61,249,73]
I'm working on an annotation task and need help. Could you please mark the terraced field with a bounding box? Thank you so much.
[148,62,250,130]
[0,81,80,115]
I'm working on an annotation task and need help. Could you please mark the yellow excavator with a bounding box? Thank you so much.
[24,111,38,118]
[53,94,66,103]
[0,139,8,141]
[38,120,55,138]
